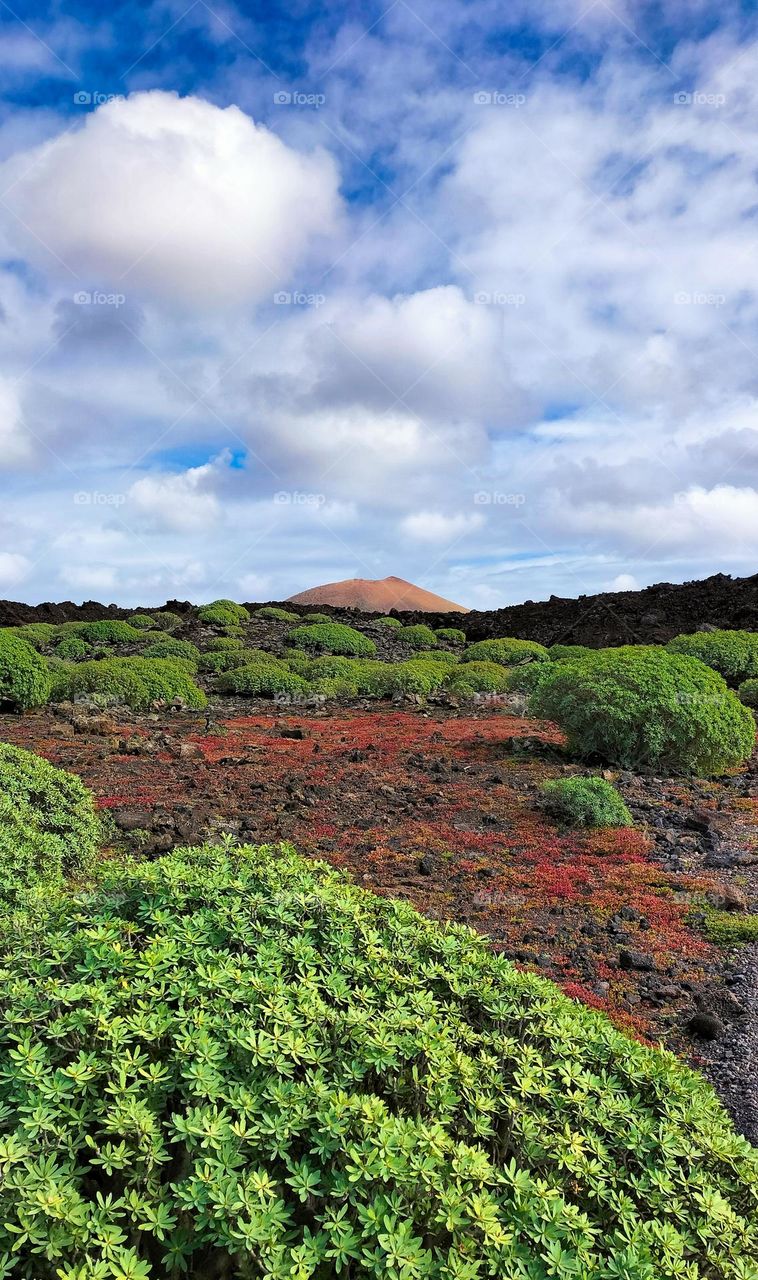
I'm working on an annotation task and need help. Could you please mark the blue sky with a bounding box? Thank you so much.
[0,0,757,607]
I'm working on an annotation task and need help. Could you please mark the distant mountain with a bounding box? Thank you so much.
[287,575,469,613]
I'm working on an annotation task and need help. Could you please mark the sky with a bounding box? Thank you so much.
[1,0,758,609]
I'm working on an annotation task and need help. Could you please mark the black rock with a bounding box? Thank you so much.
[687,1011,725,1040]
[619,948,657,972]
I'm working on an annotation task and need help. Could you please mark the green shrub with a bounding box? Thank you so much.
[444,660,511,694]
[288,622,377,656]
[416,649,459,664]
[198,647,278,674]
[462,637,549,665]
[309,674,359,700]
[549,643,593,661]
[0,632,51,709]
[303,611,331,623]
[305,655,357,680]
[667,629,758,686]
[205,636,245,652]
[738,677,758,708]
[0,743,99,904]
[505,662,554,695]
[0,841,754,1279]
[142,637,201,664]
[78,619,145,645]
[702,909,758,945]
[530,646,756,775]
[51,657,206,711]
[255,606,300,622]
[151,610,184,631]
[198,599,251,627]
[401,623,438,650]
[541,776,633,828]
[384,660,447,695]
[215,663,308,699]
[3,622,57,650]
[376,615,402,627]
[126,613,155,629]
[435,626,466,645]
[53,635,90,661]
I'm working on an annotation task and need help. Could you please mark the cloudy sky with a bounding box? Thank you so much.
[1,0,757,608]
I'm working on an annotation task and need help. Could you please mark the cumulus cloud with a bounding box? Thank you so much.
[128,452,231,532]
[401,510,484,542]
[0,552,30,587]
[0,378,32,465]
[0,92,341,308]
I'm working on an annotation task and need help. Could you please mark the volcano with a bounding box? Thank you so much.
[287,575,468,613]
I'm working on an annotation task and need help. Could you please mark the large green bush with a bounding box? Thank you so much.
[667,629,758,686]
[198,647,278,674]
[0,841,754,1279]
[287,622,377,656]
[383,659,447,695]
[198,599,251,627]
[78,620,145,645]
[2,623,57,650]
[444,660,511,694]
[53,634,91,661]
[215,662,309,698]
[401,624,439,650]
[548,643,593,662]
[51,657,206,711]
[541,776,633,828]
[462,637,549,665]
[530,646,756,775]
[0,743,99,903]
[0,632,51,709]
[142,637,201,664]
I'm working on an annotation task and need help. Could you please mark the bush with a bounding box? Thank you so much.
[0,743,99,903]
[3,622,57,650]
[462,637,549,665]
[151,610,184,631]
[51,657,206,711]
[530,646,756,775]
[78,619,145,645]
[541,776,633,828]
[738,677,758,708]
[549,643,593,661]
[0,842,754,1279]
[53,635,91,661]
[435,626,466,645]
[255,606,299,622]
[127,613,155,629]
[401,623,438,650]
[303,611,331,623]
[667,629,758,686]
[703,908,758,946]
[215,663,308,698]
[505,662,553,695]
[204,636,245,652]
[0,632,51,709]
[198,599,250,627]
[444,660,511,694]
[376,615,402,627]
[198,647,278,674]
[309,674,359,700]
[384,660,447,695]
[142,637,201,664]
[287,622,377,656]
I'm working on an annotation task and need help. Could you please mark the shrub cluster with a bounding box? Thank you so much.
[198,599,251,627]
[255,606,299,622]
[0,632,51,709]
[401,623,438,650]
[287,622,377,657]
[435,626,466,645]
[142,638,201,664]
[215,663,309,698]
[0,842,754,1279]
[51,657,206,711]
[204,636,245,652]
[126,613,155,629]
[78,620,145,645]
[667,629,758,686]
[530,646,755,775]
[548,643,593,661]
[2,623,58,650]
[462,637,549,665]
[199,647,278,674]
[53,635,90,661]
[444,660,510,694]
[541,776,633,828]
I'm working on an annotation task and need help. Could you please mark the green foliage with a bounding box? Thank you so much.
[53,635,91,661]
[462,637,549,666]
[2,623,58,650]
[737,677,758,709]
[151,611,184,632]
[127,614,155,629]
[0,842,754,1280]
[79,620,145,645]
[142,638,201,665]
[198,599,251,627]
[309,674,360,700]
[215,663,309,698]
[0,743,99,904]
[376,615,402,627]
[702,908,758,945]
[303,612,331,623]
[435,627,466,645]
[50,657,206,711]
[549,644,593,661]
[530,646,756,775]
[444,661,511,694]
[505,663,553,695]
[541,776,633,828]
[198,648,279,674]
[255,606,300,622]
[667,629,758,686]
[401,624,438,650]
[383,660,447,695]
[0,632,51,709]
[288,623,377,657]
[205,636,245,652]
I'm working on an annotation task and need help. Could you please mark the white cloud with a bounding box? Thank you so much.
[608,573,640,592]
[0,552,30,587]
[0,92,341,308]
[128,454,229,532]
[0,378,32,465]
[59,565,117,593]
[401,510,484,542]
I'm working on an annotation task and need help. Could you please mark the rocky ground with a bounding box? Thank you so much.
[1,694,756,1141]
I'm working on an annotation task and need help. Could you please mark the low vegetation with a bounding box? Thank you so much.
[255,606,300,622]
[667,628,758,686]
[541,775,634,828]
[198,599,251,627]
[401,623,439,650]
[462,637,549,665]
[287,622,377,657]
[0,632,51,709]
[50,657,206,710]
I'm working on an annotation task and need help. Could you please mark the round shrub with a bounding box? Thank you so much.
[127,613,155,629]
[376,615,402,627]
[530,646,756,775]
[435,626,466,645]
[215,662,308,698]
[444,660,511,694]
[254,606,299,622]
[51,657,206,711]
[53,635,91,661]
[151,610,184,631]
[401,623,438,650]
[0,743,99,902]
[0,842,754,1279]
[549,643,593,661]
[78,620,144,645]
[309,674,359,700]
[198,647,278,674]
[462,637,549,665]
[204,636,245,653]
[306,655,358,680]
[198,599,250,627]
[384,660,447,695]
[738,677,758,709]
[505,662,554,695]
[4,622,57,650]
[287,622,377,657]
[302,611,331,623]
[667,629,758,686]
[0,632,51,709]
[142,637,201,664]
[541,776,633,828]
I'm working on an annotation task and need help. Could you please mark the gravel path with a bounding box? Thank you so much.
[700,943,758,1144]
